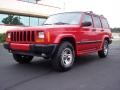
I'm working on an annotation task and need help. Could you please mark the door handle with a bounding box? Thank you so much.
[92,29,96,31]
[101,30,104,32]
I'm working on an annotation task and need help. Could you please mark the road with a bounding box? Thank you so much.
[0,40,120,90]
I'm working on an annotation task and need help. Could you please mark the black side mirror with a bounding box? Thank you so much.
[81,22,92,27]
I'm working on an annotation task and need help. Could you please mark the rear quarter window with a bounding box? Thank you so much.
[101,18,109,29]
[93,16,102,28]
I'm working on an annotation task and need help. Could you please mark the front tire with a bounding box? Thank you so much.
[52,42,75,72]
[13,54,33,64]
[98,40,109,58]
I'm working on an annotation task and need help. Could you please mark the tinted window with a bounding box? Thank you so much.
[39,18,46,25]
[101,18,109,29]
[30,17,39,26]
[0,14,8,24]
[29,0,36,3]
[20,16,29,26]
[20,0,36,3]
[93,16,102,28]
[0,13,46,26]
[83,14,93,27]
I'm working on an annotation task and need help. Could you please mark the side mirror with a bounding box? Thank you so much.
[81,22,92,27]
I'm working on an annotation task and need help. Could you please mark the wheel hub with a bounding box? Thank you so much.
[104,42,109,55]
[61,48,73,67]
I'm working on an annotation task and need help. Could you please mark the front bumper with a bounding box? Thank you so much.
[4,43,58,58]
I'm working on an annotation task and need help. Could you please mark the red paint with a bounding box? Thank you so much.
[10,43,30,51]
[5,12,112,56]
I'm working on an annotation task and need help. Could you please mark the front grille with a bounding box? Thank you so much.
[11,31,35,42]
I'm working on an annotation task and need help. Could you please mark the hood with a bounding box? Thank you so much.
[7,25,80,32]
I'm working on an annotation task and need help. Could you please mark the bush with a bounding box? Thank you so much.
[111,28,120,33]
[0,33,6,43]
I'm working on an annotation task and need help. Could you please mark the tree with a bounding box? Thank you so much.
[2,15,23,25]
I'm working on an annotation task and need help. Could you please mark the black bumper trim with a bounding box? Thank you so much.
[4,43,58,58]
[3,42,10,50]
[30,44,58,57]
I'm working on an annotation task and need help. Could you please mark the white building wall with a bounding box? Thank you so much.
[0,0,61,33]
[0,0,60,17]
[0,25,22,33]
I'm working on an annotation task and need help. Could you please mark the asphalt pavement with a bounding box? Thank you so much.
[0,40,120,90]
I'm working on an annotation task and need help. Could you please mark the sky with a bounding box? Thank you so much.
[39,0,120,28]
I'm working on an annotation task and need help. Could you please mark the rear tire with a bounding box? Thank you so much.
[13,54,33,64]
[52,42,75,72]
[98,40,109,58]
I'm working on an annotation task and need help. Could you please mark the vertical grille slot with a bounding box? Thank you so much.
[27,31,30,41]
[17,32,19,41]
[11,32,13,41]
[20,31,22,41]
[14,32,16,41]
[31,31,35,42]
[24,31,26,41]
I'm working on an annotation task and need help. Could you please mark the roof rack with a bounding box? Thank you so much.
[100,15,104,17]
[85,11,105,17]
[85,11,93,13]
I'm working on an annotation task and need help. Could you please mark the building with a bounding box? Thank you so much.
[0,0,61,33]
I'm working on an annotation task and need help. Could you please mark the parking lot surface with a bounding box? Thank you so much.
[0,40,120,90]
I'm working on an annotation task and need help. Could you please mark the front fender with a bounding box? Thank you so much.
[53,34,76,44]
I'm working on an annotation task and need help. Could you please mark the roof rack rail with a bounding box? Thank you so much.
[85,11,93,13]
[100,15,104,17]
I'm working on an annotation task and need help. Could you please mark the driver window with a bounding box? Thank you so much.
[83,14,93,27]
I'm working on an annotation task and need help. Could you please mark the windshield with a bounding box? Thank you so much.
[43,12,82,25]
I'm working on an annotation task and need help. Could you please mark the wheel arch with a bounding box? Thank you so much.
[100,36,110,50]
[59,37,76,50]
[104,37,110,44]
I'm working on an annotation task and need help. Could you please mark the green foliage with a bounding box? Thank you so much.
[0,33,5,43]
[111,28,120,33]
[2,15,23,25]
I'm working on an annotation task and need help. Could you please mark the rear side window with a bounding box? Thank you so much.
[101,18,109,29]
[93,16,102,28]
[83,14,93,27]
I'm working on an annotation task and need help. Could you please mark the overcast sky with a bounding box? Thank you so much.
[39,0,120,28]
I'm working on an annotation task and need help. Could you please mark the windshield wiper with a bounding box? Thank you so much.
[43,23,53,25]
[53,22,69,25]
[43,22,69,25]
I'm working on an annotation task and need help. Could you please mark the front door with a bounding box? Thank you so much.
[77,14,96,53]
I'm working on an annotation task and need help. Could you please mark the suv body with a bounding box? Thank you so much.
[4,11,112,71]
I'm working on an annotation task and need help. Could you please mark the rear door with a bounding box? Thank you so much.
[92,15,103,49]
[100,17,111,37]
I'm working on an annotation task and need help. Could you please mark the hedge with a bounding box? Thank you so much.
[0,33,6,43]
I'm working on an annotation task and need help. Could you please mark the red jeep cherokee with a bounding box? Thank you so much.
[4,11,112,71]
